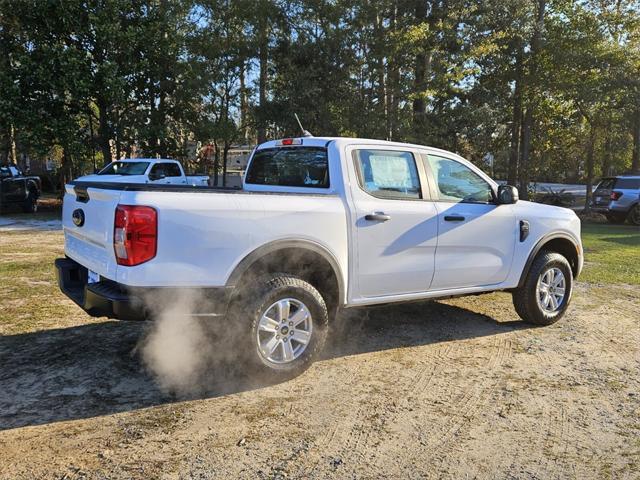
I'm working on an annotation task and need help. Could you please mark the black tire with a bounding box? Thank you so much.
[22,190,38,213]
[229,274,329,378]
[606,212,626,224]
[627,204,640,226]
[512,251,573,326]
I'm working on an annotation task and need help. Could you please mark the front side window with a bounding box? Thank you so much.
[354,149,421,200]
[246,147,329,188]
[427,155,493,203]
[99,161,150,176]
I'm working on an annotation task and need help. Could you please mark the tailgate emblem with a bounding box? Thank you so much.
[72,209,85,227]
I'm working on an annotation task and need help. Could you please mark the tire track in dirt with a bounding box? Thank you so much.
[302,342,449,477]
[342,335,512,477]
[299,358,370,476]
[417,337,513,470]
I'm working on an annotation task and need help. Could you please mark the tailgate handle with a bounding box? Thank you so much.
[74,185,90,203]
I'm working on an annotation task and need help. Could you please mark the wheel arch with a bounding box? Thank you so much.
[26,178,40,195]
[226,239,345,313]
[518,233,581,287]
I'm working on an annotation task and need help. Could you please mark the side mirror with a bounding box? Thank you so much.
[497,185,519,204]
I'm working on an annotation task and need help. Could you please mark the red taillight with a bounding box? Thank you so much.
[610,191,623,201]
[282,138,294,145]
[114,205,157,266]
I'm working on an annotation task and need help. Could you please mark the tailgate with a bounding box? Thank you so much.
[593,187,611,207]
[62,184,122,280]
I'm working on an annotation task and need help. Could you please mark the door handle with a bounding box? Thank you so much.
[365,212,391,222]
[444,215,465,222]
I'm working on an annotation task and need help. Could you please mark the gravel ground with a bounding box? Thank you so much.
[0,228,638,479]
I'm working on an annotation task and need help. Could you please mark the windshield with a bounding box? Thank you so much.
[98,161,150,176]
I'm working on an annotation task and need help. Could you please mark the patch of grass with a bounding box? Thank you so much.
[0,230,90,334]
[580,223,640,285]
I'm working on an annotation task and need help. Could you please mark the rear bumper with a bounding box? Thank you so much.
[55,257,233,321]
[591,202,629,214]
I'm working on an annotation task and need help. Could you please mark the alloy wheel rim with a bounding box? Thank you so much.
[256,298,313,364]
[536,267,566,313]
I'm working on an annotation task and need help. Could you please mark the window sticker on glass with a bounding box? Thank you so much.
[355,150,421,199]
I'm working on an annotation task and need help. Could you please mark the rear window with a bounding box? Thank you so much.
[595,178,615,191]
[99,161,150,176]
[245,147,329,188]
[615,178,640,189]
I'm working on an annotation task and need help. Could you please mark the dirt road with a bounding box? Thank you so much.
[0,228,639,479]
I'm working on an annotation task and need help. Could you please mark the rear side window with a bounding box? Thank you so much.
[246,147,329,188]
[163,163,182,177]
[615,178,640,189]
[354,149,421,199]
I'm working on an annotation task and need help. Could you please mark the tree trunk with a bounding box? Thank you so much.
[632,105,640,172]
[97,99,112,166]
[212,139,219,186]
[602,116,612,177]
[222,142,229,187]
[257,17,268,144]
[240,60,249,144]
[519,108,532,200]
[386,1,399,140]
[584,124,596,212]
[517,0,546,200]
[374,10,387,139]
[8,124,17,164]
[508,48,523,186]
[412,0,428,139]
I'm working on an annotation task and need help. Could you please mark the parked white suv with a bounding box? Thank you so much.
[56,137,583,376]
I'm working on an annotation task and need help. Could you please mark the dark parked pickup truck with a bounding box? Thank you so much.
[0,164,41,213]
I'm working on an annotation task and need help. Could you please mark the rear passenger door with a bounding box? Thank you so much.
[348,147,439,298]
[423,154,516,290]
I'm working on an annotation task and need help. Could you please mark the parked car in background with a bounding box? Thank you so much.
[0,164,41,213]
[76,159,209,186]
[592,175,640,225]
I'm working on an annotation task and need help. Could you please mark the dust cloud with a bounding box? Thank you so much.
[137,289,241,397]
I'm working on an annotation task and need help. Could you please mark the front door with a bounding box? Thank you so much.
[348,147,438,298]
[424,154,516,290]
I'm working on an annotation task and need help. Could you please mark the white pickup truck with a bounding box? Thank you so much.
[56,137,583,376]
[76,158,209,186]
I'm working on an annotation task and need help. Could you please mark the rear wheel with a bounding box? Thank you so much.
[230,274,328,378]
[22,190,38,213]
[627,204,640,226]
[512,251,573,326]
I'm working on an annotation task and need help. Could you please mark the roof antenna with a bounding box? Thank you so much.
[294,113,313,137]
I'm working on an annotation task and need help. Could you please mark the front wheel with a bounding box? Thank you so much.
[512,251,573,326]
[230,274,329,378]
